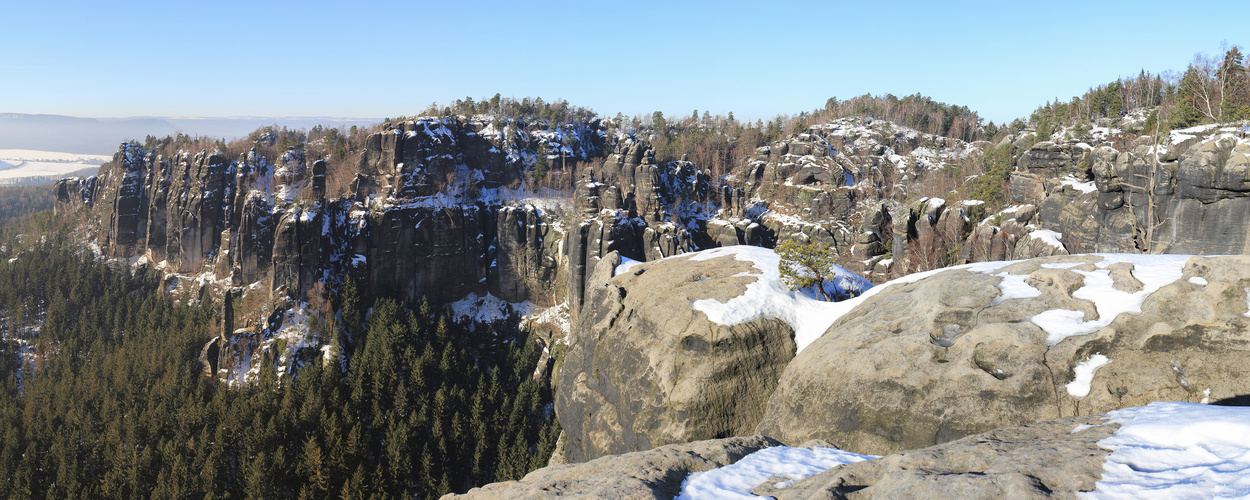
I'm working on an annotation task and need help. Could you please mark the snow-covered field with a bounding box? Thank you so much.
[0,149,109,184]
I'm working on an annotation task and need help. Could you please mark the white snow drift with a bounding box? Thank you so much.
[657,246,873,353]
[1081,402,1250,499]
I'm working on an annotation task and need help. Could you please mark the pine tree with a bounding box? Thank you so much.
[299,436,328,493]
[776,238,840,301]
[1173,65,1207,129]
[1219,47,1250,120]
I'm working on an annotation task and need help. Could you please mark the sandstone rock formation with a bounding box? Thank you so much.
[757,253,1250,455]
[443,436,779,500]
[1017,125,1250,256]
[464,400,1250,498]
[453,415,1117,499]
[771,415,1115,499]
[557,250,798,463]
[55,118,577,307]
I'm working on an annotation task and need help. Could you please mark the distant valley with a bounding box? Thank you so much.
[0,113,379,155]
[0,149,109,186]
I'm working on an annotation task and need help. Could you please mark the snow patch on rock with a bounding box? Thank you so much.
[1031,229,1065,249]
[1029,254,1189,345]
[990,271,1042,305]
[615,256,642,276]
[1060,175,1098,194]
[1066,354,1111,398]
[676,446,877,499]
[686,246,872,352]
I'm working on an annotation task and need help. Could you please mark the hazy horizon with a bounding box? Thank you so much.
[5,0,1250,127]
[0,113,383,155]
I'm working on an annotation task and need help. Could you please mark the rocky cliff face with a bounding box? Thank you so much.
[57,114,1249,313]
[55,117,579,308]
[55,114,1074,315]
[1010,124,1250,256]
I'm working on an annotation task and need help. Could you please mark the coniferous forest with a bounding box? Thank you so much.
[0,243,559,499]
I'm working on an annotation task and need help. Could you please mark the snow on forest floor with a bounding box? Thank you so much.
[524,301,570,338]
[448,291,536,324]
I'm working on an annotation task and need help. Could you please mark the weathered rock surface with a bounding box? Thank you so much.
[556,250,797,463]
[492,205,565,302]
[443,436,779,500]
[457,414,1119,500]
[757,253,1250,456]
[769,415,1117,499]
[1020,127,1250,256]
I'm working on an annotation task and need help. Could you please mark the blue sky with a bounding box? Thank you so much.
[2,0,1247,125]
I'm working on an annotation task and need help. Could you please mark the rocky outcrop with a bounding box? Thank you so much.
[52,175,96,214]
[443,436,780,500]
[63,117,598,308]
[772,415,1115,499]
[92,143,150,256]
[556,250,797,463]
[464,400,1248,498]
[492,205,564,303]
[898,198,971,273]
[757,253,1250,455]
[848,203,892,274]
[198,336,222,378]
[456,413,1119,499]
[961,205,1035,263]
[743,151,857,222]
[1018,126,1250,255]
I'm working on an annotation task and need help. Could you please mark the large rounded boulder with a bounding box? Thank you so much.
[757,254,1250,455]
[556,246,869,463]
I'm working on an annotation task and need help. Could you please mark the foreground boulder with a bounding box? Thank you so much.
[772,415,1115,499]
[758,253,1250,455]
[443,436,779,499]
[458,401,1250,499]
[556,249,800,463]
